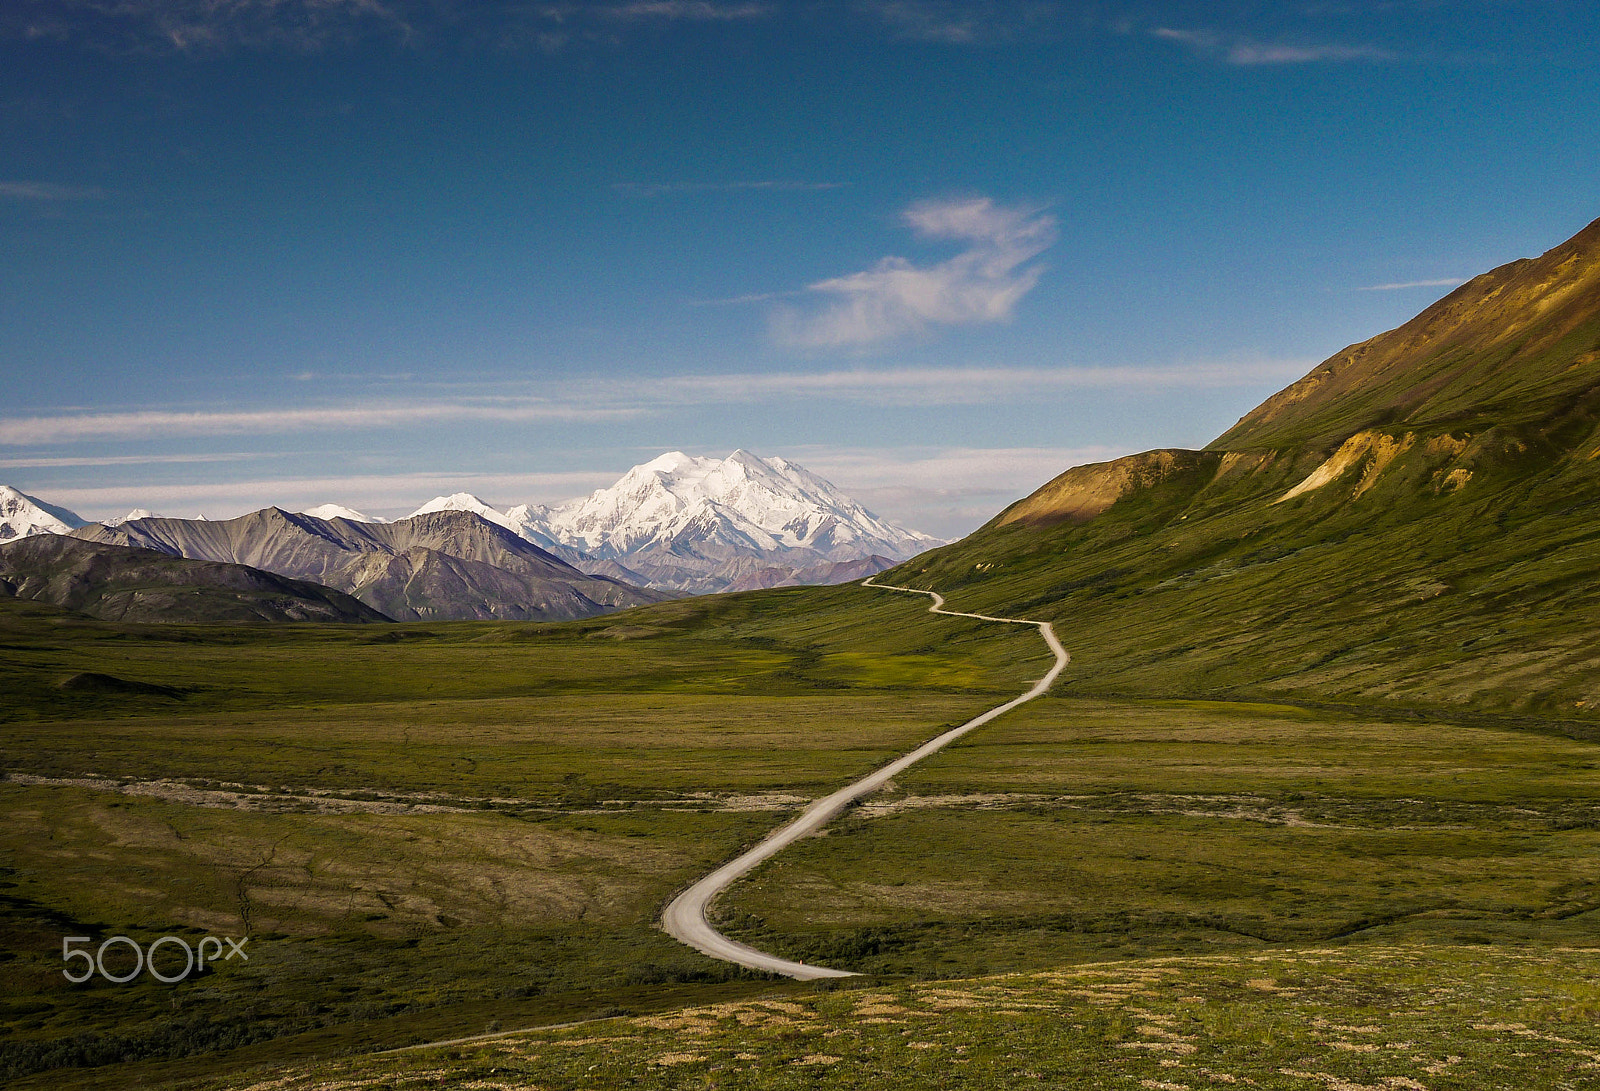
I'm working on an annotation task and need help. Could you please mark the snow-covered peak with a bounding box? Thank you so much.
[538,451,942,561]
[107,508,161,527]
[0,485,86,542]
[642,451,707,476]
[410,492,497,517]
[407,492,521,531]
[300,504,385,523]
[405,493,571,553]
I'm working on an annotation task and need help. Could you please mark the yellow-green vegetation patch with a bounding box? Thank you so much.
[198,945,1600,1090]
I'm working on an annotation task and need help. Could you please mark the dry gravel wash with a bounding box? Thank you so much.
[660,579,1070,979]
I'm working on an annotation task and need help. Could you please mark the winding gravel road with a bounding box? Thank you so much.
[660,578,1070,980]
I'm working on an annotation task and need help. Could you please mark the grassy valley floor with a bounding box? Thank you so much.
[3,585,1599,1087]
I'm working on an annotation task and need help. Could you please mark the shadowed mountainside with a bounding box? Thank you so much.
[888,215,1600,718]
[0,535,389,624]
[73,508,665,622]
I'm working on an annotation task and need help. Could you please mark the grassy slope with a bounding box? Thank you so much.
[888,402,1600,717]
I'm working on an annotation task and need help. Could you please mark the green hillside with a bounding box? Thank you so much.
[889,216,1600,719]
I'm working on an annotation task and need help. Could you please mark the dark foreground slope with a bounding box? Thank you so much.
[75,507,665,622]
[0,536,388,624]
[892,215,1600,718]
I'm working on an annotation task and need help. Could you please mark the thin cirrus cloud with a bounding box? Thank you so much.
[0,402,641,446]
[0,452,268,470]
[631,360,1314,405]
[613,180,847,197]
[601,1,773,19]
[0,181,107,201]
[774,197,1059,348]
[1151,27,1396,65]
[4,0,411,53]
[865,1,1058,45]
[1355,277,1466,292]
[0,361,1314,445]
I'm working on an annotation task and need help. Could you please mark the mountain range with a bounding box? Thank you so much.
[71,507,663,623]
[0,450,937,620]
[402,451,939,594]
[888,214,1600,716]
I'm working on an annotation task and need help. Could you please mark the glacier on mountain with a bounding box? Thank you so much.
[0,485,87,541]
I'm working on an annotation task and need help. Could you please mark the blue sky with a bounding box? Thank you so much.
[1,0,1597,537]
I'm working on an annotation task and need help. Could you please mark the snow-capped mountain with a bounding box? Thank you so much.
[108,508,161,526]
[8,450,937,597]
[0,485,87,541]
[299,503,386,523]
[410,452,941,594]
[547,451,936,559]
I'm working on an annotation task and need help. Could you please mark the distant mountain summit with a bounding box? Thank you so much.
[299,503,385,523]
[0,485,87,541]
[409,451,942,594]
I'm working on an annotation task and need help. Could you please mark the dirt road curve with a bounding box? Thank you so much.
[659,578,1070,980]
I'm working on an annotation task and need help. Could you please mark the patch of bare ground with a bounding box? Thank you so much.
[850,790,1599,830]
[1,774,816,817]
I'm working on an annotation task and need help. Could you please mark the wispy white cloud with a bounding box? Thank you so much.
[0,181,106,200]
[1227,41,1394,65]
[613,180,846,197]
[1355,277,1466,291]
[0,402,639,446]
[1152,26,1396,65]
[601,1,773,20]
[631,360,1315,405]
[1,360,1312,447]
[0,452,267,470]
[864,1,1057,45]
[776,197,1058,347]
[5,0,412,53]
